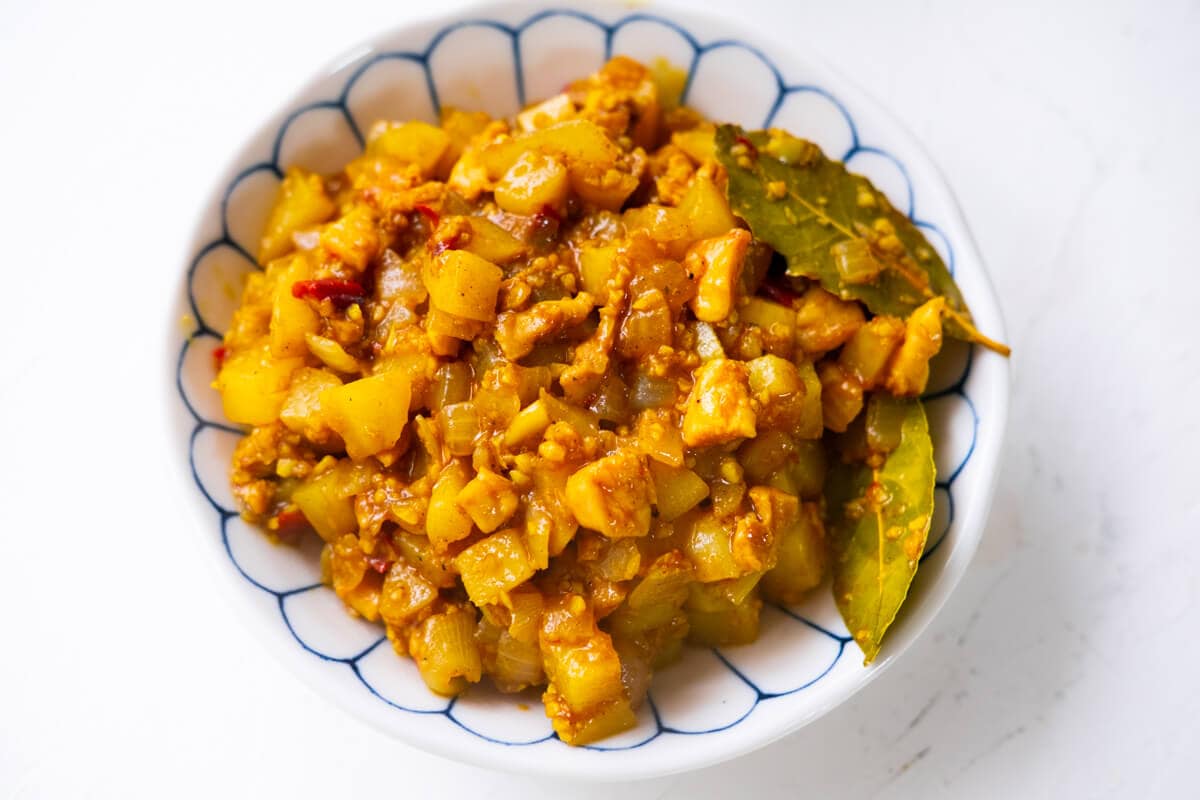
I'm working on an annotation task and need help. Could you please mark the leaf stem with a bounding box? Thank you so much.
[943,308,1012,356]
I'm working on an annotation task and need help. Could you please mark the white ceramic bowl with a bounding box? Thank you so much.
[168,0,1009,780]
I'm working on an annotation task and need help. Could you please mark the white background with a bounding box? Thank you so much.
[2,0,1198,797]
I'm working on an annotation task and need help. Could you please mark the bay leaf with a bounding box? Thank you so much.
[825,396,935,664]
[715,125,1009,356]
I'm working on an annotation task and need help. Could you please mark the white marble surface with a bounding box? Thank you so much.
[2,0,1197,796]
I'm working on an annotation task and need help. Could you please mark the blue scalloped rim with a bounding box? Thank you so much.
[175,8,978,750]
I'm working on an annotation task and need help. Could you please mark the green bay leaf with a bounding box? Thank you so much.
[715,125,1008,355]
[825,397,935,664]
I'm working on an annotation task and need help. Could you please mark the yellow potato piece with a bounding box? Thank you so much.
[320,370,412,460]
[424,249,503,322]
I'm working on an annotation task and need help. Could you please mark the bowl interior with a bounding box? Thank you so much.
[170,0,1008,780]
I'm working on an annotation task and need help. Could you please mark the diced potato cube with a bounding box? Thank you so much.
[760,501,826,604]
[216,340,303,425]
[269,257,320,358]
[570,164,639,212]
[678,175,736,240]
[409,605,482,695]
[588,538,642,583]
[741,297,796,357]
[505,584,545,644]
[542,632,626,713]
[648,461,709,521]
[565,451,654,538]
[608,551,693,640]
[686,592,762,646]
[737,486,793,573]
[505,399,552,448]
[341,571,383,621]
[817,361,864,433]
[738,430,795,483]
[794,286,865,355]
[425,249,503,322]
[447,145,491,201]
[483,119,617,176]
[516,93,576,132]
[885,297,946,396]
[321,370,412,459]
[279,367,341,439]
[682,358,757,447]
[292,465,358,543]
[747,354,799,397]
[670,128,715,164]
[691,573,762,609]
[461,216,527,265]
[457,469,519,533]
[628,550,695,608]
[577,243,618,303]
[426,307,486,342]
[683,512,744,583]
[790,439,827,498]
[436,108,492,178]
[747,354,808,431]
[319,204,379,271]
[454,529,536,606]
[686,229,750,322]
[495,151,570,216]
[427,460,474,549]
[545,693,636,747]
[329,532,368,593]
[840,315,907,389]
[258,167,335,264]
[634,407,685,467]
[794,360,824,439]
[367,121,450,177]
[623,204,692,257]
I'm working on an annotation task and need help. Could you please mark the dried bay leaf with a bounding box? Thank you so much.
[825,396,935,664]
[715,124,1009,356]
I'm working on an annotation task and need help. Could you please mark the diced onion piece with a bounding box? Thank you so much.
[410,606,482,695]
[426,460,474,548]
[304,333,360,374]
[648,461,709,521]
[830,238,882,284]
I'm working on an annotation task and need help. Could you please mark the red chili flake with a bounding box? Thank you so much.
[272,509,309,540]
[759,280,801,308]
[368,556,392,575]
[212,345,228,370]
[735,134,759,160]
[414,203,440,227]
[430,230,463,256]
[292,279,367,310]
